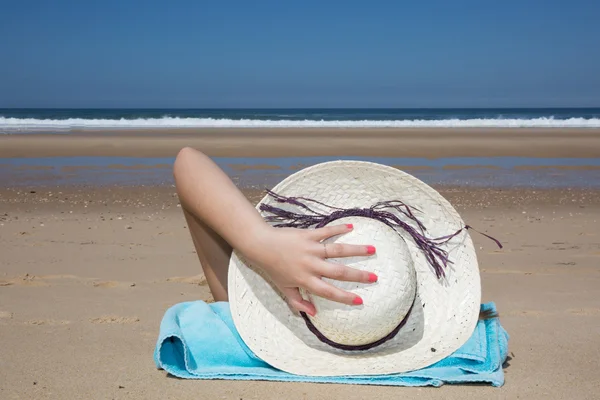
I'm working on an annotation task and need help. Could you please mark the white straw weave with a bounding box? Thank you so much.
[228,160,481,376]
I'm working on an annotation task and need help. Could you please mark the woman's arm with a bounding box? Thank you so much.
[173,147,377,316]
[174,147,274,256]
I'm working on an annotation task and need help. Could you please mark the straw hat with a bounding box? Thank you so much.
[228,160,481,376]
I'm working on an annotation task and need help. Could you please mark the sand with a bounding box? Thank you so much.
[1,185,599,399]
[1,129,600,399]
[2,128,600,158]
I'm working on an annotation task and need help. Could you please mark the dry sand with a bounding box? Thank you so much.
[2,127,600,158]
[1,184,600,399]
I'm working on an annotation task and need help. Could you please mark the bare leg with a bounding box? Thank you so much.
[174,148,236,301]
[181,208,231,301]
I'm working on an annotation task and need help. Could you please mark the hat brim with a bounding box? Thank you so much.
[228,160,481,376]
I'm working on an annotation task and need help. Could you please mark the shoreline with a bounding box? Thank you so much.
[2,128,600,158]
[3,154,600,189]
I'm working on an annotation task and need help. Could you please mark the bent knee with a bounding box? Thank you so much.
[175,146,200,162]
[173,147,199,180]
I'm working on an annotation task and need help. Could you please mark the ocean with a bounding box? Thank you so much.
[2,108,600,132]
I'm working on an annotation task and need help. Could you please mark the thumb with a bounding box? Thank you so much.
[282,287,316,317]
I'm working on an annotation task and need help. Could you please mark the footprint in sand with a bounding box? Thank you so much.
[90,316,140,324]
[486,248,522,255]
[486,250,505,255]
[39,274,81,281]
[568,308,600,316]
[25,319,71,326]
[166,274,207,286]
[481,269,534,275]
[89,280,137,288]
[547,245,581,251]
[504,310,552,317]
[92,281,119,288]
[0,311,13,319]
[0,274,49,287]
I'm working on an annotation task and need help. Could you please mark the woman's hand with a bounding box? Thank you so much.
[244,223,378,316]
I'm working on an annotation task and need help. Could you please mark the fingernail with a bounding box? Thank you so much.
[368,273,378,283]
[304,301,316,316]
[346,224,353,229]
[367,245,376,255]
[353,296,363,305]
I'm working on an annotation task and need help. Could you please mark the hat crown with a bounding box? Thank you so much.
[301,216,417,348]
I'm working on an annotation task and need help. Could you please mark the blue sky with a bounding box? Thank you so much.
[1,0,599,108]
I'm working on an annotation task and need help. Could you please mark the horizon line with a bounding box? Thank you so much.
[2,106,600,110]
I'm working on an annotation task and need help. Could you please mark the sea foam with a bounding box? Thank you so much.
[1,116,600,131]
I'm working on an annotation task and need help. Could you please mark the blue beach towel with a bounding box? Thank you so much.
[154,301,509,387]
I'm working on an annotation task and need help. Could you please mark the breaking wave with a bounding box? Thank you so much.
[2,116,600,131]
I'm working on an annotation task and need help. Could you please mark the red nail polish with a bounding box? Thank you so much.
[346,224,353,229]
[368,273,378,283]
[367,245,376,255]
[353,296,363,305]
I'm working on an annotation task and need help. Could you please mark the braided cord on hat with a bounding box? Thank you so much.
[260,189,501,279]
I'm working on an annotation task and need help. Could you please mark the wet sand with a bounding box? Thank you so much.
[2,127,600,158]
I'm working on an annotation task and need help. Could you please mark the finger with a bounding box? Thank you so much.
[306,278,363,306]
[320,242,376,259]
[317,260,377,284]
[282,287,316,316]
[308,223,354,241]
